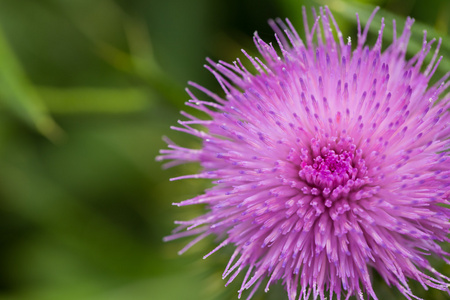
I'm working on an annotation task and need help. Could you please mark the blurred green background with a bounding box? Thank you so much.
[0,0,448,299]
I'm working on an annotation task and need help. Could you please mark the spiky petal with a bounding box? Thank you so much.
[158,6,450,300]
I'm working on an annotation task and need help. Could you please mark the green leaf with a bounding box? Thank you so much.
[0,26,62,141]
[37,87,150,114]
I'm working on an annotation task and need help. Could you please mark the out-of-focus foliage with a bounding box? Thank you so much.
[0,0,447,299]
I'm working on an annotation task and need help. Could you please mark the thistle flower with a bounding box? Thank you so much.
[158,6,450,300]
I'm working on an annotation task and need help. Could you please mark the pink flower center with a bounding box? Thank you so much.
[310,149,354,187]
[297,137,369,213]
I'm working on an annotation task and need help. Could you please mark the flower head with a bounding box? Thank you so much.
[158,6,450,300]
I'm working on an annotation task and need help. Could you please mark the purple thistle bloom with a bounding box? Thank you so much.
[158,6,450,300]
